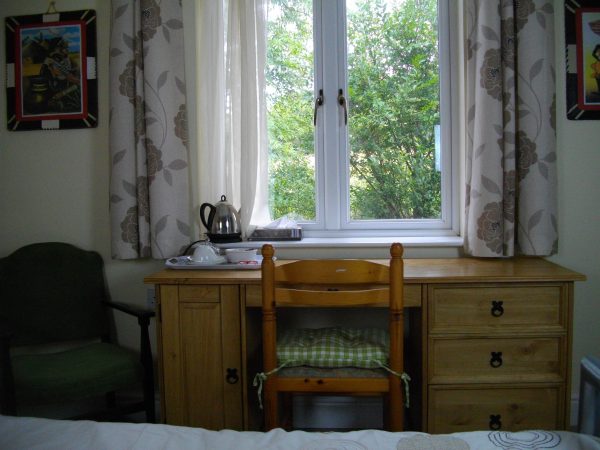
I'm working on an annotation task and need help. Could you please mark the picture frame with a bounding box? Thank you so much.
[565,0,600,120]
[5,9,97,131]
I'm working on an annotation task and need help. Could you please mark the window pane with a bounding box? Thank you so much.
[347,0,441,220]
[266,0,316,221]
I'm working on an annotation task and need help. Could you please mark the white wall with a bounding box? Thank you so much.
[0,0,597,409]
[550,0,600,407]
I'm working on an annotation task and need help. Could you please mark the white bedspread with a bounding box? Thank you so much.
[1,415,599,450]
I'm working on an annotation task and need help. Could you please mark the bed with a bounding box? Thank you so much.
[1,416,600,450]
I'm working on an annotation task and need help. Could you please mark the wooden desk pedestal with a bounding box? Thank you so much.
[145,257,584,432]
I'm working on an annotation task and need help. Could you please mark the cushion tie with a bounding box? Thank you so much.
[253,362,289,410]
[374,360,411,408]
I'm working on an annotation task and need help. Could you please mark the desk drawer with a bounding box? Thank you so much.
[428,337,564,384]
[179,285,220,302]
[245,284,422,307]
[428,386,561,433]
[428,285,564,333]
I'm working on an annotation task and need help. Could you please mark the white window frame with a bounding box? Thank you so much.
[284,0,460,238]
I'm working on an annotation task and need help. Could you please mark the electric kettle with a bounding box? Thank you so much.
[200,195,242,243]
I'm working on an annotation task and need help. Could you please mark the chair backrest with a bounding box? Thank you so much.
[578,355,600,437]
[261,243,404,374]
[0,242,110,346]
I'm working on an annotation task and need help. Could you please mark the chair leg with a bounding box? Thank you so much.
[264,384,278,430]
[281,393,293,430]
[138,315,156,423]
[389,376,403,431]
[382,394,390,430]
[105,391,116,409]
[0,337,17,416]
[143,381,155,423]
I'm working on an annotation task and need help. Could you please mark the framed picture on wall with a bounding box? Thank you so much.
[5,9,97,131]
[565,0,600,120]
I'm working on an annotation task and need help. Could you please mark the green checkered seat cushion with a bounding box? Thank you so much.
[277,327,389,369]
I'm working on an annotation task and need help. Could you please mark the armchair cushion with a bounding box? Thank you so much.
[12,343,141,405]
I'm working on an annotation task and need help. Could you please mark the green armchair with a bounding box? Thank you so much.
[0,242,155,422]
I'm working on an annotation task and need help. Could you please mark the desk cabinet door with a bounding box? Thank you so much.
[158,285,243,429]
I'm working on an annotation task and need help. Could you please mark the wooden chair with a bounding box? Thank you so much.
[0,242,155,422]
[259,242,407,431]
[578,355,600,437]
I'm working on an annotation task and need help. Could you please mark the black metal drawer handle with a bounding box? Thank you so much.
[490,351,503,368]
[489,414,502,430]
[226,368,239,384]
[491,300,504,317]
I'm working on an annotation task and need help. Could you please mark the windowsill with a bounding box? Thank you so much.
[217,235,464,249]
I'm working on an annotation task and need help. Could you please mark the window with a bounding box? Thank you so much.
[265,0,458,237]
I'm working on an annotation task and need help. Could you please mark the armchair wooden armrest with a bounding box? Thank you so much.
[103,300,155,321]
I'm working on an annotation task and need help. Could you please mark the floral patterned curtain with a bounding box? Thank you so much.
[464,0,557,257]
[109,0,191,259]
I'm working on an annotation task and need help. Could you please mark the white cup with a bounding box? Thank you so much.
[192,245,225,264]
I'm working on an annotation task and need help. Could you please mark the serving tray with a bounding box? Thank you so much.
[165,255,263,270]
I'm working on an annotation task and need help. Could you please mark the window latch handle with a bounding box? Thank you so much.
[313,89,324,126]
[337,89,348,125]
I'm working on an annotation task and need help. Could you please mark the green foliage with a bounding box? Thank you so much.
[266,0,441,222]
[347,0,441,219]
[268,90,316,220]
[266,0,316,220]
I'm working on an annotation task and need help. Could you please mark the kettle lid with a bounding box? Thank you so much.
[217,195,230,205]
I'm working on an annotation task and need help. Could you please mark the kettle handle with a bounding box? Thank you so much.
[199,203,215,231]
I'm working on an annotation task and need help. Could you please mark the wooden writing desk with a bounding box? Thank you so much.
[145,257,585,432]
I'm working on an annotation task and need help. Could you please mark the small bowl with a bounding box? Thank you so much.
[225,248,257,264]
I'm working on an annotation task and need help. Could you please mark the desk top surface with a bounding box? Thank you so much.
[145,257,585,285]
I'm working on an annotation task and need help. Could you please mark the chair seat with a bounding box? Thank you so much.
[12,342,141,405]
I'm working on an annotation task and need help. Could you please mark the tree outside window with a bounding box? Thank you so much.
[266,0,443,228]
